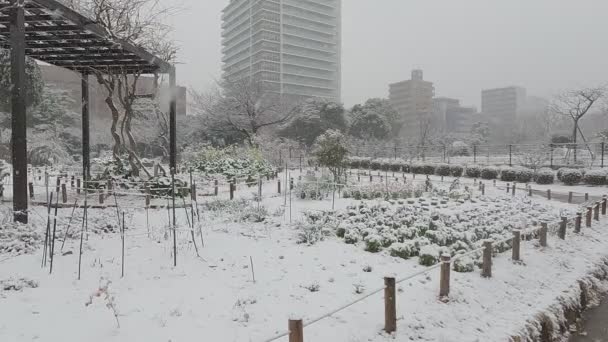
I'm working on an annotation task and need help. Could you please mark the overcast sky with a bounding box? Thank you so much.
[165,0,608,108]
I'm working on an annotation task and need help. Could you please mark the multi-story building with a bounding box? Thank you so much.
[432,97,476,135]
[221,0,342,101]
[389,69,435,137]
[481,86,527,142]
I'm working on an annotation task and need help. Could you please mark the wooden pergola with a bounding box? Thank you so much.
[0,0,177,223]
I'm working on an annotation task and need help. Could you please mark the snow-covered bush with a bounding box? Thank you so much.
[515,167,534,183]
[359,158,371,169]
[342,181,424,200]
[347,156,363,169]
[559,168,583,185]
[370,159,382,170]
[450,164,464,177]
[296,211,336,245]
[500,167,518,182]
[534,169,555,184]
[389,241,418,259]
[583,169,607,185]
[418,245,440,266]
[186,146,274,180]
[238,206,268,223]
[453,255,475,272]
[466,165,481,178]
[422,163,436,175]
[312,130,349,181]
[480,166,499,180]
[364,234,382,253]
[400,161,410,173]
[410,162,424,174]
[0,222,42,256]
[389,159,404,172]
[435,163,451,176]
[449,141,469,156]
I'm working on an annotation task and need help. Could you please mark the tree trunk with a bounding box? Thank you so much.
[573,120,578,163]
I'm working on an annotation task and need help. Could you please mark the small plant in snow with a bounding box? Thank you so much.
[85,278,120,328]
[362,265,372,272]
[364,234,382,253]
[453,254,475,273]
[418,245,440,266]
[302,283,320,292]
[353,283,365,294]
[389,241,418,259]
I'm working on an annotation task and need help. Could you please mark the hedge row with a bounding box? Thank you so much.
[347,157,607,186]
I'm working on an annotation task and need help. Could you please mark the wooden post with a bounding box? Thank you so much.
[288,319,303,342]
[481,183,485,196]
[55,177,60,194]
[99,191,104,204]
[106,179,112,195]
[547,189,551,200]
[191,182,197,201]
[512,182,516,196]
[384,277,396,333]
[357,173,360,182]
[603,196,607,215]
[28,182,34,199]
[439,255,451,299]
[61,184,67,203]
[278,179,281,194]
[369,174,373,182]
[528,186,532,197]
[214,179,218,196]
[512,230,521,261]
[568,191,573,204]
[558,217,567,240]
[229,181,235,200]
[70,176,74,188]
[586,207,592,227]
[575,213,582,233]
[76,178,81,194]
[506,183,510,194]
[540,223,548,247]
[290,177,294,190]
[482,240,492,278]
[594,202,600,221]
[585,193,589,201]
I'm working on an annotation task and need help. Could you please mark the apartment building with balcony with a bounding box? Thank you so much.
[221,0,341,101]
[389,70,435,137]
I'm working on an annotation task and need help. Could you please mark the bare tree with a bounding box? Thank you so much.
[551,86,606,162]
[63,0,178,176]
[195,78,302,147]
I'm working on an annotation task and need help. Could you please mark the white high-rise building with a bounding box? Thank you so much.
[221,0,341,101]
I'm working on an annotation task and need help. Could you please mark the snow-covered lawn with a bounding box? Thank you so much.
[1,175,608,342]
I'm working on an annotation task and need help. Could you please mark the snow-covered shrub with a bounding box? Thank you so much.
[465,165,481,178]
[296,211,336,245]
[422,163,436,175]
[515,167,534,183]
[147,176,189,197]
[534,169,555,184]
[559,168,583,185]
[583,169,607,185]
[450,164,464,177]
[348,156,363,169]
[500,167,518,182]
[359,158,371,169]
[364,234,383,253]
[389,159,404,172]
[410,162,425,174]
[389,241,418,259]
[480,166,499,180]
[0,222,42,256]
[453,255,475,273]
[344,229,360,244]
[0,277,38,291]
[187,146,274,180]
[400,161,410,173]
[370,159,382,170]
[418,245,440,266]
[435,163,451,176]
[238,206,268,223]
[380,158,392,171]
[312,130,349,181]
[449,141,470,156]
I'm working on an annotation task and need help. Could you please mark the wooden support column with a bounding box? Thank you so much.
[169,66,177,173]
[81,73,90,180]
[10,0,27,223]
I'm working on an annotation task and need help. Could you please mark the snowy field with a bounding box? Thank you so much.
[1,169,608,342]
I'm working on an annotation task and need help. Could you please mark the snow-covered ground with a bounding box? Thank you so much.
[1,170,608,342]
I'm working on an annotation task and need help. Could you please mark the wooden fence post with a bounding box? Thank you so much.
[191,182,197,201]
[482,240,492,278]
[512,230,521,261]
[575,213,582,233]
[481,183,485,196]
[288,319,304,342]
[540,223,548,247]
[584,193,589,201]
[594,202,600,221]
[369,174,373,182]
[568,191,573,204]
[290,177,294,190]
[512,182,516,196]
[76,178,81,194]
[528,186,532,197]
[278,179,281,194]
[214,179,219,196]
[229,181,235,200]
[506,183,510,194]
[558,217,567,240]
[547,189,551,200]
[55,177,60,194]
[70,176,74,188]
[602,196,607,215]
[384,277,396,333]
[439,255,451,299]
[61,184,67,203]
[99,191,104,204]
[586,206,593,227]
[28,182,34,199]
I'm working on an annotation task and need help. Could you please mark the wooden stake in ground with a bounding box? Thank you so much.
[249,256,256,283]
[171,171,177,267]
[49,194,59,274]
[121,212,125,278]
[439,255,451,299]
[182,196,199,257]
[78,177,88,280]
[482,240,492,278]
[60,199,79,253]
[384,277,397,333]
[288,319,303,342]
[42,192,54,268]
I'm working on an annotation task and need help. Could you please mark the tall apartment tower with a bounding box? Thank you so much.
[389,69,435,137]
[221,0,342,102]
[481,86,527,142]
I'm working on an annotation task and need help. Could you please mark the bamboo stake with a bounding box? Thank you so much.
[78,176,88,280]
[60,199,79,252]
[42,192,53,268]
[250,256,256,283]
[49,194,59,274]
[121,212,125,278]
